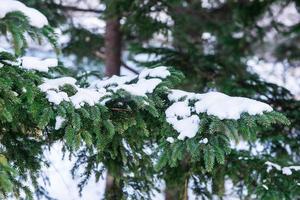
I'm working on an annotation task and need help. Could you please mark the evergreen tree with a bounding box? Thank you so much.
[126,1,300,199]
[0,1,298,200]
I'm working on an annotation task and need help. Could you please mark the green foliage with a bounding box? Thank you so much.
[0,11,57,56]
[156,111,289,175]
[0,155,16,196]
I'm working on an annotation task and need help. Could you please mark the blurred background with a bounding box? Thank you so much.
[4,0,300,199]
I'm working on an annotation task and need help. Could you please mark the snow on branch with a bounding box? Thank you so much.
[265,161,300,175]
[0,50,278,139]
[21,61,275,138]
[38,66,171,113]
[0,54,58,72]
[194,92,273,120]
[21,57,58,72]
[0,0,48,28]
[166,90,273,140]
[39,77,108,108]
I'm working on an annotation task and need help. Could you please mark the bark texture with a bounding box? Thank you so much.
[104,17,121,76]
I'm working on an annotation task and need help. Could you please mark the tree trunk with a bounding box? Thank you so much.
[165,178,188,200]
[165,157,190,200]
[104,170,123,200]
[105,17,121,76]
[212,166,225,198]
[165,186,182,200]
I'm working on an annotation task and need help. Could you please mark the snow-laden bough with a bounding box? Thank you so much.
[4,55,274,137]
[38,67,171,116]
[166,90,273,140]
[265,161,300,176]
[0,0,48,28]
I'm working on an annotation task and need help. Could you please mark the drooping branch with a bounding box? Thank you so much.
[121,60,139,74]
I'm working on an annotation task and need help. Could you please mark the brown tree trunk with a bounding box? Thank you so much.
[105,17,121,76]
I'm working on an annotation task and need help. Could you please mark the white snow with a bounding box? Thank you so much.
[139,66,170,79]
[55,116,66,130]
[21,56,58,72]
[45,90,70,105]
[282,167,293,175]
[166,91,201,140]
[199,138,208,144]
[0,0,48,28]
[90,66,169,97]
[232,31,244,39]
[194,92,273,120]
[149,11,173,26]
[168,89,199,101]
[166,115,200,140]
[69,88,107,109]
[166,137,175,144]
[90,75,136,89]
[39,77,77,105]
[39,77,77,92]
[117,78,162,96]
[91,76,162,97]
[202,32,215,41]
[273,2,300,27]
[168,90,273,120]
[265,161,300,175]
[165,101,191,118]
[289,166,300,171]
[265,161,282,172]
